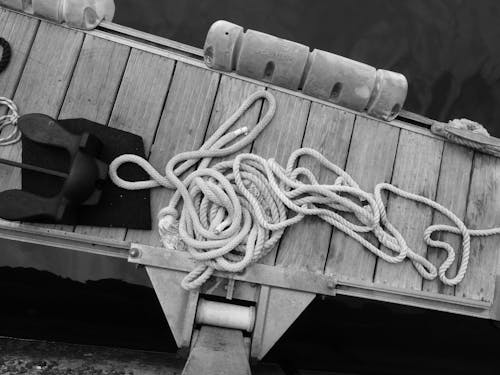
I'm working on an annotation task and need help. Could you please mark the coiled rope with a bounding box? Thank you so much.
[0,38,20,146]
[0,97,21,146]
[109,91,500,290]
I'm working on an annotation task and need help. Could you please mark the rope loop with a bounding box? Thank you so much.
[110,91,500,290]
[0,97,21,146]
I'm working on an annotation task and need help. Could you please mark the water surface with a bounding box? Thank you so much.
[116,0,500,136]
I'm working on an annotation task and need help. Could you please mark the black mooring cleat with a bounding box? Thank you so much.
[0,114,108,222]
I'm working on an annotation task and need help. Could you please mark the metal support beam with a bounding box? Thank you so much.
[182,326,251,375]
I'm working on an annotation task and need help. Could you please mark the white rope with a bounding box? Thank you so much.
[0,97,21,146]
[109,91,500,290]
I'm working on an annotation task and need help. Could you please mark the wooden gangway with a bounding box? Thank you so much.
[1,5,500,371]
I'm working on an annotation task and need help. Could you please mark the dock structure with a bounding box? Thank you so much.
[1,5,500,374]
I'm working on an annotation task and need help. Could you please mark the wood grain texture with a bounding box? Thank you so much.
[455,154,500,302]
[0,22,83,272]
[76,49,175,242]
[0,8,38,98]
[252,88,311,265]
[422,143,473,295]
[125,62,220,246]
[276,103,355,272]
[204,74,263,158]
[374,131,443,290]
[56,35,143,284]
[59,35,130,123]
[326,117,400,282]
[0,22,83,192]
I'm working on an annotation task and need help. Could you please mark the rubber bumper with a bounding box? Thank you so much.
[302,49,376,111]
[236,29,310,90]
[366,69,407,121]
[204,20,244,71]
[203,20,408,121]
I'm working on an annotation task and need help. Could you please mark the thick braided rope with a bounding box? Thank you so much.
[109,91,500,290]
[0,97,21,146]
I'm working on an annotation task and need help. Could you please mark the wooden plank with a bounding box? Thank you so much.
[276,103,355,272]
[196,75,264,300]
[125,62,220,246]
[422,143,473,295]
[56,35,140,284]
[204,74,263,157]
[75,48,175,242]
[374,131,443,290]
[326,117,400,282]
[0,22,83,270]
[0,22,83,190]
[59,35,130,123]
[252,89,311,265]
[455,154,500,302]
[0,8,38,98]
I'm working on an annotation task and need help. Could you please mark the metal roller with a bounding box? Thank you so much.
[195,299,255,333]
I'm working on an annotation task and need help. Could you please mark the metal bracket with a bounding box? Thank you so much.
[129,244,327,359]
[129,244,337,297]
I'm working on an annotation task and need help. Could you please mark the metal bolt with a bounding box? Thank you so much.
[129,248,140,258]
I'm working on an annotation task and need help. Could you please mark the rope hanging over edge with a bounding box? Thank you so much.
[109,90,500,290]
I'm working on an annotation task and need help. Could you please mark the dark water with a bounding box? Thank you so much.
[116,0,500,137]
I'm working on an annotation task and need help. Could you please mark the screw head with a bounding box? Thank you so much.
[129,248,140,258]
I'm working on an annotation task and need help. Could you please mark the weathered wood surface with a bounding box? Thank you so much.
[0,8,38,102]
[0,20,83,272]
[0,8,499,310]
[126,62,220,246]
[374,130,444,290]
[77,48,175,242]
[276,103,355,272]
[254,89,311,265]
[326,117,400,282]
[455,154,500,302]
[422,143,474,295]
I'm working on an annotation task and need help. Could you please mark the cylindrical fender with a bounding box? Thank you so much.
[236,29,310,90]
[302,49,376,111]
[29,0,115,29]
[366,69,407,121]
[204,20,244,71]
